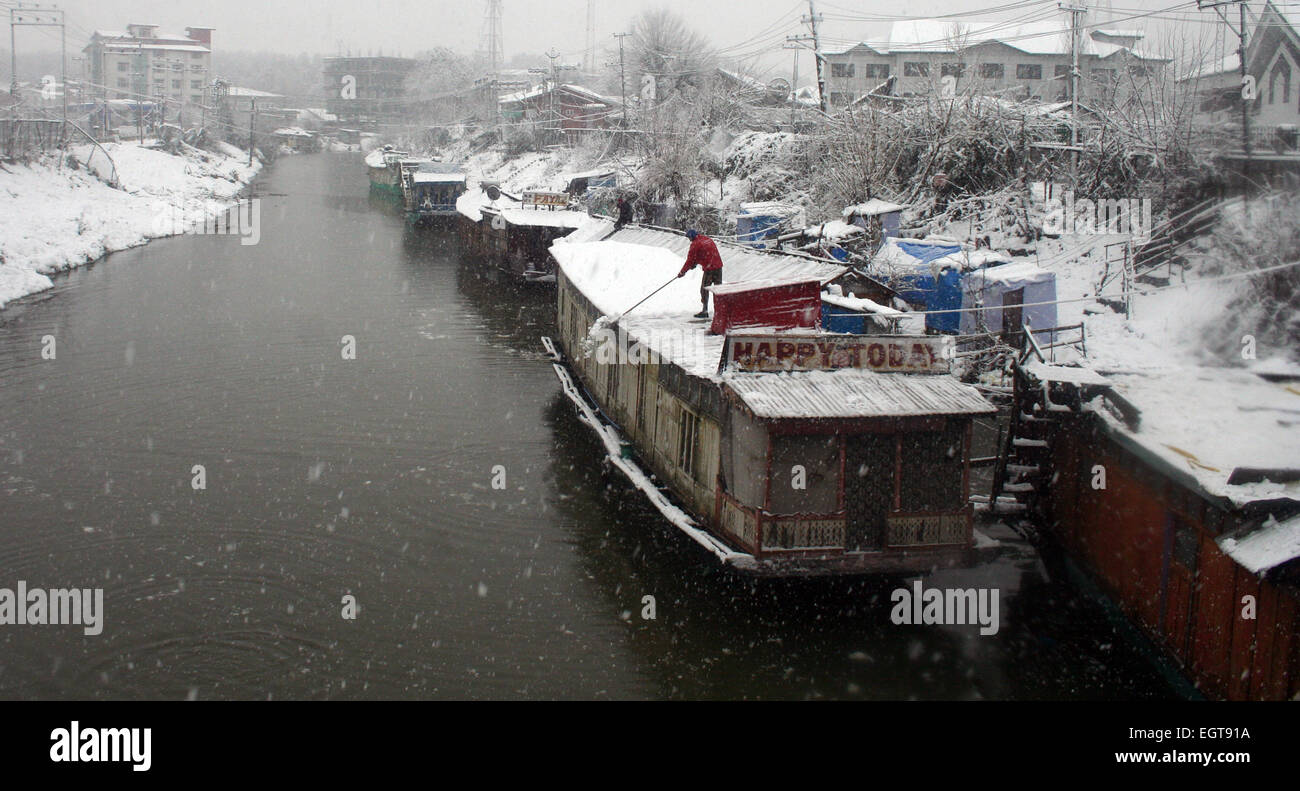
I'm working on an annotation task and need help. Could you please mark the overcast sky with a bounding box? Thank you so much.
[9,0,1255,77]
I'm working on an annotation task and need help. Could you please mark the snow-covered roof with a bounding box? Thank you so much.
[227,86,281,98]
[1179,52,1241,82]
[1089,368,1300,508]
[551,227,849,380]
[739,201,803,217]
[887,19,1074,56]
[412,170,465,184]
[499,83,619,106]
[822,292,901,316]
[497,207,588,228]
[826,18,1157,59]
[970,261,1054,286]
[456,186,518,222]
[803,220,863,242]
[843,199,907,217]
[724,369,995,419]
[1218,512,1300,574]
[272,127,313,137]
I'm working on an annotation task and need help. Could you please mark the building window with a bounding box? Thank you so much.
[829,91,853,105]
[191,52,203,59]
[941,62,965,78]
[1128,64,1149,78]
[979,62,1004,79]
[865,63,889,79]
[117,78,129,88]
[1055,64,1070,79]
[172,80,181,89]
[769,435,840,515]
[831,62,855,78]
[1092,68,1116,83]
[1268,59,1291,105]
[117,62,128,72]
[903,61,929,77]
[191,80,203,89]
[1017,63,1042,80]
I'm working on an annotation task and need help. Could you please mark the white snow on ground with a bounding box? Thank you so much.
[0,141,260,309]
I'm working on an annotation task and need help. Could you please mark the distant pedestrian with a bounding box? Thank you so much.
[677,229,723,318]
[615,196,634,230]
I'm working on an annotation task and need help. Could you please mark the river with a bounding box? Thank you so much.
[0,152,1177,699]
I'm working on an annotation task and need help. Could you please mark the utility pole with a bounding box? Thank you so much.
[1061,3,1086,183]
[785,37,812,129]
[1198,0,1252,190]
[1239,1,1251,185]
[612,32,629,127]
[9,6,67,133]
[802,1,827,113]
[249,98,255,166]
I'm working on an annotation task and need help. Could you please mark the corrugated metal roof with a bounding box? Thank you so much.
[724,369,995,419]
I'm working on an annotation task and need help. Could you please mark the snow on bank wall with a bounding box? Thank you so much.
[0,142,260,309]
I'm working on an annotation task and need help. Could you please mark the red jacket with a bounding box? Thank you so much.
[679,234,724,276]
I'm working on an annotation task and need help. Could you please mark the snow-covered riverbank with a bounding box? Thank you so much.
[0,141,261,309]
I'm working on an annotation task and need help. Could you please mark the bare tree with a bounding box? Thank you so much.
[630,8,717,102]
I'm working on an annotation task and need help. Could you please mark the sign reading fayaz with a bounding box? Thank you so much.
[725,334,953,374]
[522,190,569,208]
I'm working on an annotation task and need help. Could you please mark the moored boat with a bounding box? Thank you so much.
[545,227,997,576]
[405,163,468,225]
[457,186,598,281]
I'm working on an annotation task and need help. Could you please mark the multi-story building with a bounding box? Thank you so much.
[83,24,213,107]
[823,18,1167,106]
[1180,1,1299,143]
[322,56,417,124]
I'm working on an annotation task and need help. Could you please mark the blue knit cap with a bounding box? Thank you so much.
[686,229,698,240]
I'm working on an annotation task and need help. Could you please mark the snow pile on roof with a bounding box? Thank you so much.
[455,186,520,222]
[724,368,995,419]
[553,215,615,244]
[1218,513,1300,574]
[843,199,907,218]
[411,163,466,184]
[803,220,862,241]
[272,127,313,137]
[822,292,902,316]
[739,201,803,218]
[498,207,588,228]
[1090,368,1300,507]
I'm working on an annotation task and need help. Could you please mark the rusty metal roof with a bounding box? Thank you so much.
[724,369,996,419]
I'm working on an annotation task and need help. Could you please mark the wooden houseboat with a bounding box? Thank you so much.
[545,227,997,576]
[364,145,430,196]
[403,163,467,225]
[457,186,592,282]
[992,342,1300,699]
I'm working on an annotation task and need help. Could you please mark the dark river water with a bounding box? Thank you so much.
[0,152,1178,700]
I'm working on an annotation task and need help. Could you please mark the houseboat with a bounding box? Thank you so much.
[457,186,592,281]
[545,227,997,576]
[992,341,1300,699]
[404,163,467,225]
[364,145,430,196]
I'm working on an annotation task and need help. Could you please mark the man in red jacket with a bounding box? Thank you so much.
[677,229,723,318]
